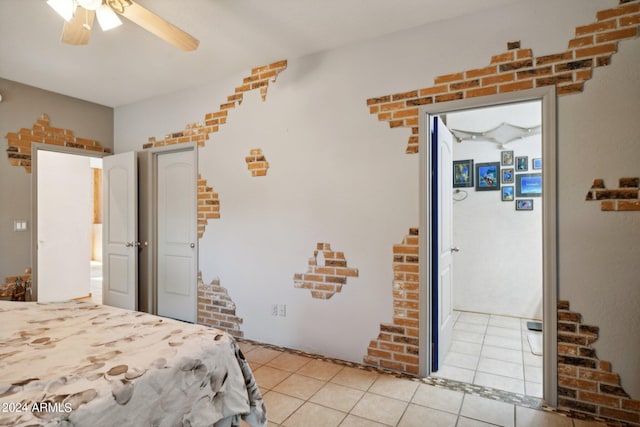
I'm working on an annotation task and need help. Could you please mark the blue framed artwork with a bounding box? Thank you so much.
[516,173,542,197]
[453,159,474,188]
[475,162,500,191]
[516,199,534,210]
[532,158,542,170]
[516,156,528,171]
[502,186,514,201]
[501,168,514,184]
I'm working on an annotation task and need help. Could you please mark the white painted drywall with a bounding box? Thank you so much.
[447,103,543,319]
[37,150,93,302]
[115,0,640,398]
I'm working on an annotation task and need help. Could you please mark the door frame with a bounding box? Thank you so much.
[418,86,558,405]
[139,142,198,318]
[30,143,108,302]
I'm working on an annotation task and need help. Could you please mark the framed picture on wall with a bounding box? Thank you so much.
[501,168,514,184]
[475,162,501,191]
[516,199,534,210]
[532,158,542,170]
[501,150,514,166]
[516,173,542,197]
[516,156,528,171]
[453,159,474,188]
[502,186,514,201]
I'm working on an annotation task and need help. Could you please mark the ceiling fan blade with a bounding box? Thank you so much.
[118,2,199,51]
[61,7,95,45]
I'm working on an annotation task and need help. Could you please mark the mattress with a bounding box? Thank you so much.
[0,300,266,427]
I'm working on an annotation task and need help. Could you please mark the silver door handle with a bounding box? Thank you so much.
[189,243,195,249]
[126,241,141,247]
[451,246,460,253]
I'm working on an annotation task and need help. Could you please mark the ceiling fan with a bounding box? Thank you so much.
[46,0,199,51]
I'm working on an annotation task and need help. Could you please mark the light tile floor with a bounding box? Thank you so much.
[238,341,605,427]
[433,311,543,397]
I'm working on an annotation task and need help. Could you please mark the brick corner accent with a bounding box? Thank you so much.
[367,0,640,153]
[197,174,220,238]
[558,299,640,426]
[5,114,111,172]
[293,243,359,299]
[364,228,420,374]
[197,273,244,338]
[585,177,640,211]
[245,148,270,177]
[1,268,33,300]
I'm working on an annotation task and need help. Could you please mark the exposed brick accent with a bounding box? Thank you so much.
[558,300,640,426]
[585,178,640,211]
[141,60,287,151]
[197,273,243,338]
[245,148,269,177]
[367,1,640,153]
[5,114,111,173]
[364,228,420,375]
[197,174,220,238]
[293,243,359,299]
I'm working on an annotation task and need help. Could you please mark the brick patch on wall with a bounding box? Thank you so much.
[245,148,269,177]
[366,1,640,154]
[557,300,640,426]
[197,174,220,239]
[5,114,111,173]
[293,243,359,299]
[364,228,420,375]
[197,274,243,338]
[585,178,640,211]
[0,269,32,300]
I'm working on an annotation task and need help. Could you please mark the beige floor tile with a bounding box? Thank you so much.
[477,358,524,380]
[397,403,457,427]
[238,341,259,354]
[460,394,515,427]
[456,417,499,427]
[515,406,573,427]
[267,352,313,372]
[245,347,283,365]
[473,371,525,395]
[331,367,379,391]
[310,382,364,413]
[432,364,475,383]
[411,384,464,414]
[338,415,388,427]
[253,365,292,389]
[262,391,305,424]
[368,375,419,402]
[350,392,408,426]
[573,418,608,426]
[281,402,346,427]
[524,381,542,398]
[272,373,326,400]
[296,359,343,381]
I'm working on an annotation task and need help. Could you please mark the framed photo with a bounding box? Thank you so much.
[501,168,514,184]
[516,156,528,171]
[453,159,474,188]
[532,158,542,170]
[502,186,514,201]
[516,199,534,210]
[501,150,514,166]
[475,162,501,191]
[516,173,542,197]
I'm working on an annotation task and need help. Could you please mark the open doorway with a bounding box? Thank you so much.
[433,101,543,397]
[418,87,558,404]
[33,145,104,303]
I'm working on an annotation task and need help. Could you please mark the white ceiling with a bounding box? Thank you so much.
[0,0,523,107]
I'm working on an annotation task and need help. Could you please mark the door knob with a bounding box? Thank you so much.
[190,243,195,249]
[451,246,460,253]
[126,241,141,247]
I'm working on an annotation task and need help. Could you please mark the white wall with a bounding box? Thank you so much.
[37,150,93,302]
[448,104,542,319]
[115,0,640,397]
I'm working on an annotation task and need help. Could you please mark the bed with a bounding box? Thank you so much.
[0,300,267,427]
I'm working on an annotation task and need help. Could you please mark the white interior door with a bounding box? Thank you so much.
[435,117,455,367]
[102,151,138,310]
[157,149,197,323]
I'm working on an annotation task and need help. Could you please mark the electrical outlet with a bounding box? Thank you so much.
[278,304,286,317]
[271,304,278,316]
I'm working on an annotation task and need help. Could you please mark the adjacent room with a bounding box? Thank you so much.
[1,0,639,426]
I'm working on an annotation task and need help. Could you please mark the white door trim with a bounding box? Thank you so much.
[418,86,558,406]
[30,143,109,302]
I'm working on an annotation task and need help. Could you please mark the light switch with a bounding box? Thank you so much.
[13,220,28,232]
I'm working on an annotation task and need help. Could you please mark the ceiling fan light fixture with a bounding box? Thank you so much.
[96,4,123,31]
[77,0,103,11]
[47,0,76,22]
